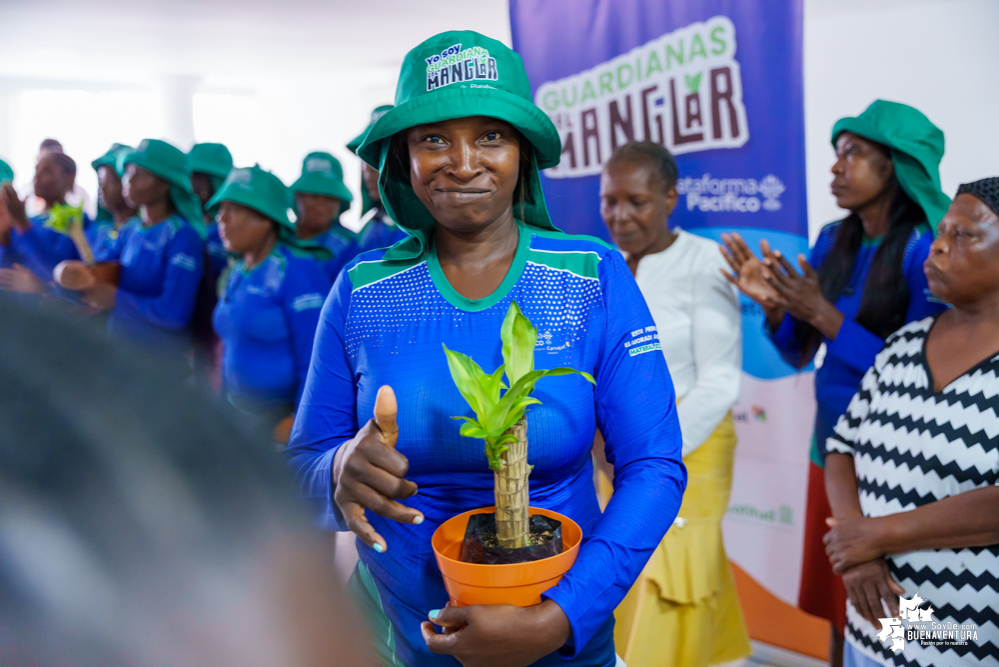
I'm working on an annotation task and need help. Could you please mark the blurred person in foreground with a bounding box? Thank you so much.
[600,141,749,667]
[0,293,374,667]
[0,150,90,295]
[209,166,332,442]
[720,100,949,664]
[823,179,999,666]
[346,105,409,252]
[291,151,361,282]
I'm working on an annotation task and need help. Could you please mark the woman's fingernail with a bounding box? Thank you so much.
[413,515,424,525]
[429,609,440,620]
[373,543,385,553]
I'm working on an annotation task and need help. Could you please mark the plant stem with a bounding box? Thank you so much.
[494,417,530,548]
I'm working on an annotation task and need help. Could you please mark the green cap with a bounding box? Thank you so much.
[347,105,393,155]
[290,152,354,214]
[187,143,233,184]
[120,139,208,238]
[356,30,561,259]
[91,143,132,177]
[207,165,293,230]
[207,165,333,260]
[832,100,951,227]
[0,158,13,184]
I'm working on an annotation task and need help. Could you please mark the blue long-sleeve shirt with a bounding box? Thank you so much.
[357,209,409,253]
[213,244,331,411]
[768,221,945,462]
[312,224,361,283]
[204,222,229,289]
[102,215,205,348]
[287,223,686,666]
[0,213,87,283]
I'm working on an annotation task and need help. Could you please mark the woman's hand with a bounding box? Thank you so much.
[0,264,46,294]
[824,515,887,574]
[762,248,844,339]
[841,559,905,629]
[332,386,423,552]
[422,600,571,667]
[82,282,117,310]
[719,233,784,325]
[0,183,30,233]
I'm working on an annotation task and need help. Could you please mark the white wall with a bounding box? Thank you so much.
[804,0,999,239]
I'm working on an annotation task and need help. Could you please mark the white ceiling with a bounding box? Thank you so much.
[0,0,513,90]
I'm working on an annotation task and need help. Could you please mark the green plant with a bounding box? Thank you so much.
[443,300,594,548]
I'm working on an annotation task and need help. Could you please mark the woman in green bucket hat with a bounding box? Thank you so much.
[720,99,950,662]
[187,142,234,284]
[346,105,409,253]
[208,166,331,438]
[77,138,207,350]
[288,30,685,666]
[89,143,137,262]
[290,151,361,281]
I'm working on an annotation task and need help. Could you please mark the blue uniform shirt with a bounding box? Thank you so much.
[288,223,686,666]
[0,213,88,283]
[103,215,205,347]
[85,218,123,263]
[357,209,408,253]
[204,222,229,289]
[768,221,946,461]
[312,224,360,283]
[213,244,331,410]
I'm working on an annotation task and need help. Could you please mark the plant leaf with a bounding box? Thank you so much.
[442,344,491,418]
[501,301,537,386]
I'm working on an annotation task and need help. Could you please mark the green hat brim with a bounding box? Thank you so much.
[346,131,365,156]
[206,188,293,232]
[290,174,354,214]
[356,86,561,171]
[122,151,208,238]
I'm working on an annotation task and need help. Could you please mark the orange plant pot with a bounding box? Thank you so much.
[431,506,582,608]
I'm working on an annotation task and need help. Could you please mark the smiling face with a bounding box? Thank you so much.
[33,154,74,205]
[405,116,521,234]
[830,131,894,212]
[217,201,276,255]
[122,164,170,208]
[924,193,999,307]
[294,193,341,238]
[599,160,677,257]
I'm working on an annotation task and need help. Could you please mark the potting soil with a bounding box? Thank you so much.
[459,513,563,565]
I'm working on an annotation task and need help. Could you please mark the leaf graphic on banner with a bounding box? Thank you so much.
[684,72,702,94]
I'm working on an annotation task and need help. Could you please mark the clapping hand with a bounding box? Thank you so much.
[720,232,784,324]
[762,247,844,339]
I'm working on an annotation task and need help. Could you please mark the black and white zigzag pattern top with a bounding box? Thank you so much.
[827,316,999,667]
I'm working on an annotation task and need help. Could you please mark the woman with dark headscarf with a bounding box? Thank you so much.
[824,178,999,666]
[288,30,685,667]
[721,100,950,662]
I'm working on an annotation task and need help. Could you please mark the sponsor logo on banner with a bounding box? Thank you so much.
[876,593,979,654]
[727,502,794,528]
[676,173,785,213]
[536,16,748,178]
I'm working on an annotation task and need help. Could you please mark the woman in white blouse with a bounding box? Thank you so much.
[599,141,750,667]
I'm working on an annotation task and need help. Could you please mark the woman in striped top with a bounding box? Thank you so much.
[824,178,999,666]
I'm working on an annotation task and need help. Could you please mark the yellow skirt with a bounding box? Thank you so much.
[599,413,751,667]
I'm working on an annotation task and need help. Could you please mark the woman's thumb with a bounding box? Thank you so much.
[429,605,468,628]
[374,385,399,448]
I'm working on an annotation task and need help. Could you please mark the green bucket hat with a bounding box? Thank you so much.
[347,105,394,156]
[187,143,233,190]
[832,100,951,226]
[356,30,562,260]
[0,158,13,184]
[290,152,354,214]
[119,139,208,238]
[92,143,132,177]
[207,165,333,260]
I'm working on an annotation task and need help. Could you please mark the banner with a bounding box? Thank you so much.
[511,0,822,656]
